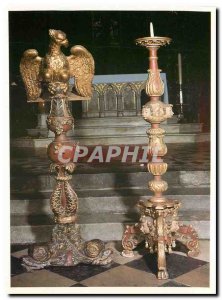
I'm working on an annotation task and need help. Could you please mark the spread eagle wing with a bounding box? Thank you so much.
[20,49,42,101]
[67,45,95,97]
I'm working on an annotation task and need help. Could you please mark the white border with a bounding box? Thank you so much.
[0,1,217,297]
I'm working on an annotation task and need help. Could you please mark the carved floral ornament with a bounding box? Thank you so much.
[147,162,168,175]
[148,179,168,193]
[142,100,174,123]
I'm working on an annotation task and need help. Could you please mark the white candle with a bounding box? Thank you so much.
[178,53,182,85]
[179,89,183,104]
[150,22,154,37]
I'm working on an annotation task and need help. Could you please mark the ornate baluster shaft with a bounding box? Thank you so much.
[122,36,200,280]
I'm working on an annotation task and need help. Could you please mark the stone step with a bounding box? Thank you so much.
[10,210,210,244]
[72,123,203,136]
[75,117,202,131]
[10,171,210,194]
[11,132,210,147]
[73,133,210,145]
[10,187,210,202]
[11,195,210,215]
[27,117,203,138]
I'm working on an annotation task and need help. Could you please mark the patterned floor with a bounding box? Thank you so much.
[11,240,209,288]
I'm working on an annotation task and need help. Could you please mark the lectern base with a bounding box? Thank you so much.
[22,224,113,271]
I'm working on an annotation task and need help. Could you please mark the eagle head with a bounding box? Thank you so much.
[49,29,69,47]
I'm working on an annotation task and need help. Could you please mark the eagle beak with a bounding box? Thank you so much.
[62,39,69,48]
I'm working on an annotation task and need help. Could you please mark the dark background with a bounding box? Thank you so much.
[9,11,211,137]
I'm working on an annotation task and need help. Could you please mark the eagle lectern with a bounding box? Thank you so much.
[20,29,112,270]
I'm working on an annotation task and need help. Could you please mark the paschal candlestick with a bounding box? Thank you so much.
[121,33,200,279]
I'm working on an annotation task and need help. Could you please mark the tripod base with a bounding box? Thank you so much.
[122,199,200,279]
[22,224,113,271]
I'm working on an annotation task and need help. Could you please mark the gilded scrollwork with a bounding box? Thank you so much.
[50,181,78,222]
[135,37,172,48]
[47,117,74,135]
[146,69,164,97]
[22,224,113,271]
[148,180,168,193]
[147,162,168,175]
[121,224,144,257]
[175,224,200,257]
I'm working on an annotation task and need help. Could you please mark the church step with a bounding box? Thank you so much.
[10,171,210,194]
[26,118,203,138]
[10,210,210,244]
[11,195,210,215]
[11,132,210,147]
[72,124,203,136]
[10,187,210,202]
[73,132,210,145]
[75,117,203,132]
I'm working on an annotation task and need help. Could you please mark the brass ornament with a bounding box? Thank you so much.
[20,29,112,271]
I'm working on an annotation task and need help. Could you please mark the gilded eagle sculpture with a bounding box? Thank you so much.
[20,29,95,101]
[19,30,113,270]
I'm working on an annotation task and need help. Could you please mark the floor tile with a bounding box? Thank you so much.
[125,253,207,279]
[81,265,169,287]
[173,240,209,262]
[70,283,87,287]
[124,253,157,274]
[11,256,26,277]
[194,240,210,262]
[11,248,28,259]
[10,240,210,288]
[160,280,190,287]
[106,240,145,265]
[47,261,120,282]
[174,264,209,287]
[11,269,77,287]
[165,254,208,279]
